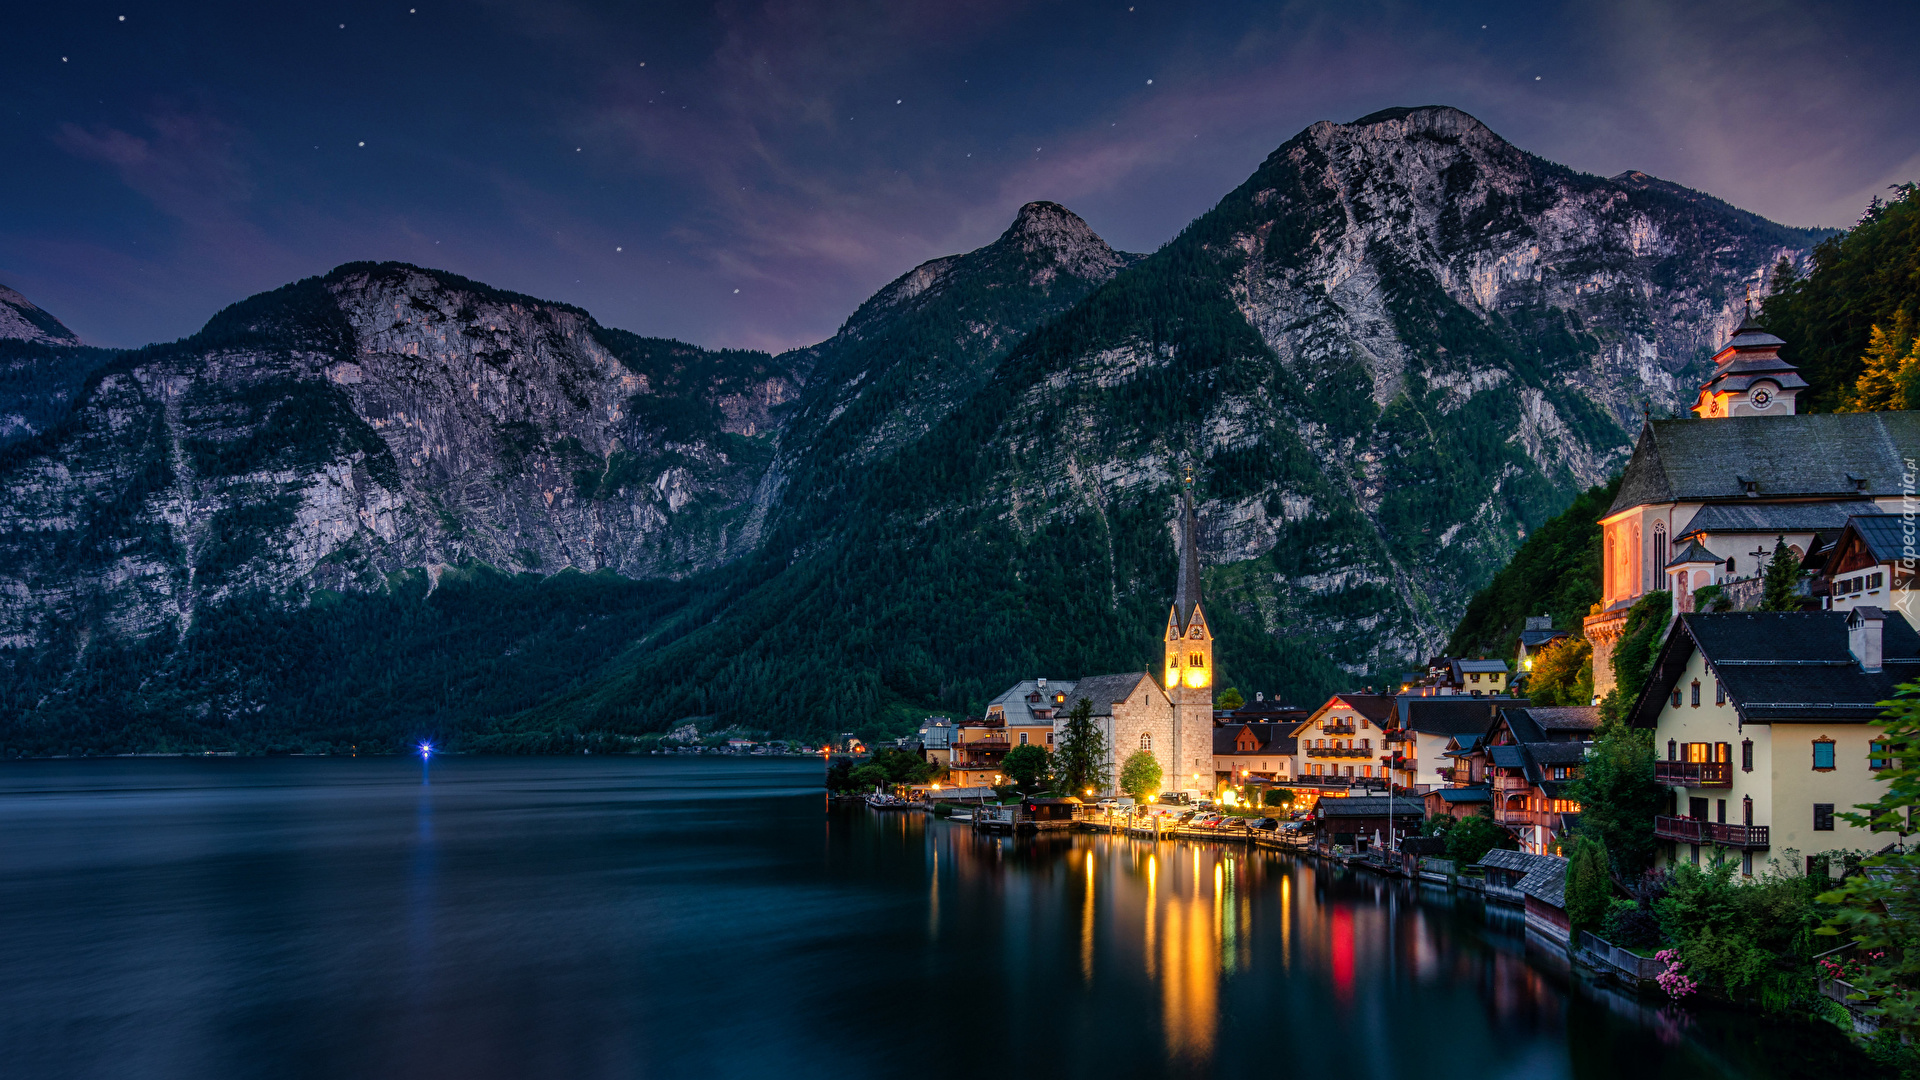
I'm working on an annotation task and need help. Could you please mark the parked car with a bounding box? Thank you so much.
[1158,791,1192,805]
[1252,817,1278,831]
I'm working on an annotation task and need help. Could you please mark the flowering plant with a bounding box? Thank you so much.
[1818,950,1886,984]
[1654,949,1698,1000]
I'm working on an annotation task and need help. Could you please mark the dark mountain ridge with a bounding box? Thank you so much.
[0,106,1834,751]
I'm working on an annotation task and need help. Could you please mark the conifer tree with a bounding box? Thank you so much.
[1759,537,1804,612]
[1054,696,1107,796]
[1842,309,1920,412]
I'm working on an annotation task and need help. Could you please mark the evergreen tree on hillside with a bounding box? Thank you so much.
[1447,477,1619,658]
[1840,308,1920,412]
[1763,182,1920,411]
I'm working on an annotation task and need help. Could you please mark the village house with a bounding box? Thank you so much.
[1212,720,1306,791]
[1394,696,1514,793]
[984,680,1069,751]
[1628,608,1919,876]
[1515,615,1571,679]
[1297,693,1396,784]
[1311,795,1424,854]
[1583,311,1920,696]
[1468,706,1599,855]
[1825,515,1919,630]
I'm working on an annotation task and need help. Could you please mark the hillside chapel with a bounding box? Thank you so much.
[1045,488,1220,795]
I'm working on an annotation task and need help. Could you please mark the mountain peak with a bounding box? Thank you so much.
[1315,105,1495,145]
[0,283,81,346]
[994,200,1129,283]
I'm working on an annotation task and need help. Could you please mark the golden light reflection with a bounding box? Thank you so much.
[1280,874,1291,967]
[1159,880,1218,1063]
[1145,853,1157,979]
[1081,849,1095,983]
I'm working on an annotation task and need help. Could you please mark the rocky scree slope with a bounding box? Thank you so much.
[0,263,804,652]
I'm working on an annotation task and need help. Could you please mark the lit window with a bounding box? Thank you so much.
[1813,740,1836,771]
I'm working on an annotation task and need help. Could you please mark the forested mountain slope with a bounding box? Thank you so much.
[0,107,1835,751]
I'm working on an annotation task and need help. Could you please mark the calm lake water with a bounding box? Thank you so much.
[0,757,1878,1079]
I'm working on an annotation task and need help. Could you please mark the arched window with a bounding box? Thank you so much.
[1652,524,1667,581]
[1139,733,1152,751]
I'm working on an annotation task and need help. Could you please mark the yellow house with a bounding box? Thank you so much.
[1629,608,1916,876]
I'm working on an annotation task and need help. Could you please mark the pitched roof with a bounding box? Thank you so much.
[1321,693,1398,723]
[1315,796,1424,818]
[1847,514,1915,564]
[1518,856,1570,908]
[1607,413,1920,515]
[1212,722,1301,756]
[1063,673,1164,718]
[1630,612,1920,726]
[1397,696,1512,734]
[1666,537,1723,568]
[1678,500,1883,537]
[1504,706,1601,737]
[1453,659,1510,674]
[1476,848,1537,873]
[1520,628,1570,647]
[986,679,1079,725]
[1433,785,1491,802]
[1489,745,1527,769]
[1525,741,1590,765]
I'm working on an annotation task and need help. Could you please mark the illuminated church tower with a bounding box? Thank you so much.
[1163,483,1215,793]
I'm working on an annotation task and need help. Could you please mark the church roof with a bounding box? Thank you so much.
[1174,489,1204,631]
[1063,672,1165,718]
[1607,413,1920,515]
[1665,537,1722,568]
[1677,500,1883,538]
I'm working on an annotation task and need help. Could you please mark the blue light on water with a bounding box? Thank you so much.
[418,742,434,759]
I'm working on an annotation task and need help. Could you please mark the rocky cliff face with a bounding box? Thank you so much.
[725,105,1830,689]
[0,107,1835,735]
[0,284,80,346]
[770,201,1140,529]
[0,263,803,650]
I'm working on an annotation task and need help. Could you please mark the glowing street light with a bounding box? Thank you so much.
[417,741,434,759]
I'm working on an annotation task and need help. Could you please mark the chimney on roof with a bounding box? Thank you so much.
[1037,678,1047,690]
[1850,607,1885,673]
[1256,692,1264,702]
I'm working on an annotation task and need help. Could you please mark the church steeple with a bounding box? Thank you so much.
[1691,294,1807,418]
[1164,478,1212,693]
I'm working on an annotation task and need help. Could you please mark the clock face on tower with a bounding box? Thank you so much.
[1751,387,1773,409]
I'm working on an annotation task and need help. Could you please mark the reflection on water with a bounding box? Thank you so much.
[0,759,1885,1080]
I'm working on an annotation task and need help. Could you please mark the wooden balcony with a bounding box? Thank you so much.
[1654,761,1732,787]
[1320,723,1357,735]
[1383,730,1414,744]
[1306,746,1373,759]
[1654,815,1769,849]
[1491,775,1531,792]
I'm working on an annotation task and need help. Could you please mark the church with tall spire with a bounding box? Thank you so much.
[1162,485,1217,795]
[1033,482,1221,796]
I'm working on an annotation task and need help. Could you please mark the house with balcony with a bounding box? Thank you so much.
[1628,608,1920,876]
[1297,693,1396,784]
[1460,706,1597,855]
[985,679,1074,752]
[1394,696,1516,793]
[1581,312,1919,696]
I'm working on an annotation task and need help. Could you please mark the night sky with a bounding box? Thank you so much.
[4,1,1916,352]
